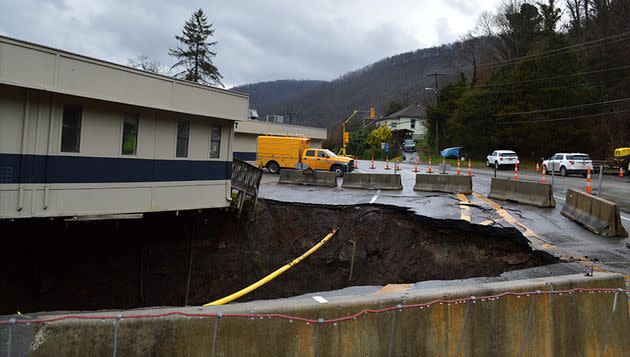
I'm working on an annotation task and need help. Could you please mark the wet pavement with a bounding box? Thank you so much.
[259,159,630,278]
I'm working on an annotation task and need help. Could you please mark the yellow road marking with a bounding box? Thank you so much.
[471,192,539,240]
[471,192,613,274]
[456,193,472,222]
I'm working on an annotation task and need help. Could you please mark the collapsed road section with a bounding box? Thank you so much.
[0,200,557,314]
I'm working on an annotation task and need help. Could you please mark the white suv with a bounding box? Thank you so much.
[542,153,593,177]
[487,150,519,169]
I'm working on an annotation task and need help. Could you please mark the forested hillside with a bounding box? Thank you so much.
[233,0,629,160]
[427,0,630,160]
[232,80,326,118]
[233,45,468,130]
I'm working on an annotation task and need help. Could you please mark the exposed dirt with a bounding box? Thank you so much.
[0,200,558,314]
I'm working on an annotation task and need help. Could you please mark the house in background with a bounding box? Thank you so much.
[378,104,427,140]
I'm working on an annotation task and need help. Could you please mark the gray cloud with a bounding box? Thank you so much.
[1,0,500,87]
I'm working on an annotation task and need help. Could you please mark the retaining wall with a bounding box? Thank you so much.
[488,178,556,208]
[3,273,628,356]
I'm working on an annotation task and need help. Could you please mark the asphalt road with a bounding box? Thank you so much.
[259,159,630,278]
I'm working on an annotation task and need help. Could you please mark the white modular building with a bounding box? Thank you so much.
[0,36,249,219]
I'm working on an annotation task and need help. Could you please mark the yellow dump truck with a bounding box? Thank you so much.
[257,136,354,175]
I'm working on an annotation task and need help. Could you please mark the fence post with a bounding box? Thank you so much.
[455,297,474,357]
[387,306,401,357]
[597,164,604,194]
[6,318,15,357]
[112,313,122,357]
[599,290,621,357]
[210,313,222,357]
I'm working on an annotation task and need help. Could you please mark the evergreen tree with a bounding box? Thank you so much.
[169,9,223,86]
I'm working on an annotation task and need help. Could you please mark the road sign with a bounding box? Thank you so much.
[384,143,390,153]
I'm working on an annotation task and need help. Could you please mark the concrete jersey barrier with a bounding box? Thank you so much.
[413,174,472,194]
[277,170,337,187]
[488,178,556,208]
[561,188,628,237]
[341,173,402,190]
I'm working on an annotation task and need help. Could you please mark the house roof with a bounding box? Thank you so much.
[383,104,426,119]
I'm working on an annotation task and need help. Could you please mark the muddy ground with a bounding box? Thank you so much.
[0,200,558,314]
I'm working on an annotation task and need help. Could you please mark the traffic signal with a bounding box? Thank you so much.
[370,107,375,119]
[343,132,349,144]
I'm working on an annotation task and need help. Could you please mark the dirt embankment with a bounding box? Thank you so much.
[0,201,557,314]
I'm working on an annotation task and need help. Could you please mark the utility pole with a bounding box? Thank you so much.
[427,70,446,153]
[285,111,296,125]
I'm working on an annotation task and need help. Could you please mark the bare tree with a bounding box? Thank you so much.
[128,55,167,74]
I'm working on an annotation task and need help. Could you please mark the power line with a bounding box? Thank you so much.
[496,98,630,116]
[501,109,630,124]
[449,64,630,89]
[477,31,630,69]
[473,75,630,95]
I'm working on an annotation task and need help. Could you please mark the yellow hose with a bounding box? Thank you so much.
[204,228,338,306]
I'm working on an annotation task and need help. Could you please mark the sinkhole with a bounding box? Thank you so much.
[0,200,558,314]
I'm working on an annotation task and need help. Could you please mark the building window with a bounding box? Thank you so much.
[176,120,190,158]
[121,113,139,155]
[61,104,82,152]
[209,125,221,158]
[411,119,416,129]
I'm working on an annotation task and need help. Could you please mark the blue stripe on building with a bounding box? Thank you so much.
[0,154,232,184]
[233,152,257,161]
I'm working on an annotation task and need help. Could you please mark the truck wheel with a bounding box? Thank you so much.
[560,166,567,176]
[495,161,500,169]
[331,165,344,177]
[267,161,280,174]
[542,165,548,175]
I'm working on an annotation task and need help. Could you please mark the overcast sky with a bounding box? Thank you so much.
[1,0,502,87]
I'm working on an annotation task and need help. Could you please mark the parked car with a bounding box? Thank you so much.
[486,150,519,169]
[440,147,465,160]
[542,153,593,177]
[402,139,416,153]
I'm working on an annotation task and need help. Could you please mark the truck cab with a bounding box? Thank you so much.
[302,149,354,176]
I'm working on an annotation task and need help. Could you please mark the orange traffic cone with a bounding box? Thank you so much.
[385,156,391,170]
[413,159,419,173]
[467,159,472,176]
[514,163,519,181]
[396,158,401,171]
[536,163,540,173]
[354,159,359,170]
[370,155,375,170]
[586,167,592,193]
[456,160,461,175]
[427,157,433,173]
[620,167,625,178]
